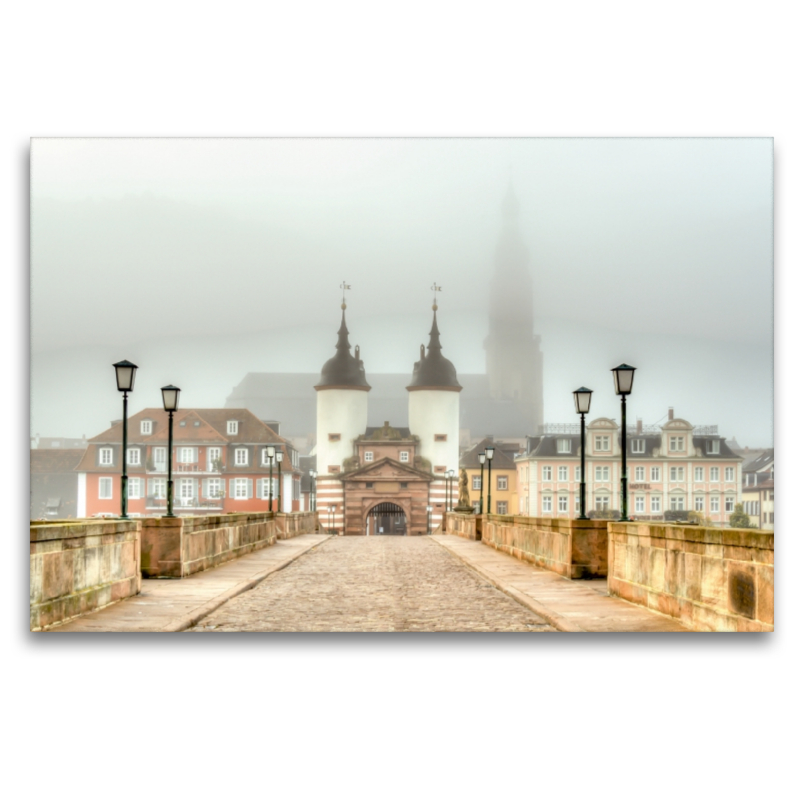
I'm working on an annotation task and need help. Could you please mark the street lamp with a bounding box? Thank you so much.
[478,452,486,514]
[446,469,455,512]
[113,360,138,519]
[266,445,276,511]
[485,446,495,515]
[161,384,180,518]
[309,469,317,512]
[328,505,335,534]
[426,505,433,535]
[611,364,636,522]
[573,387,593,520]
[276,450,283,512]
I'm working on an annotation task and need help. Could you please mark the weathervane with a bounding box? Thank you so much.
[340,281,351,309]
[431,282,441,311]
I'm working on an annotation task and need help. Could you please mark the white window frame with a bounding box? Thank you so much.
[542,466,552,482]
[651,466,661,482]
[99,447,113,466]
[235,448,248,466]
[710,467,720,482]
[634,495,645,513]
[631,439,645,454]
[472,476,481,491]
[178,447,196,464]
[695,495,705,511]
[595,435,610,452]
[99,477,113,499]
[670,496,685,511]
[542,495,552,513]
[670,466,684,482]
[694,466,704,482]
[140,420,152,435]
[497,475,508,491]
[364,451,374,462]
[725,467,735,482]
[208,447,222,468]
[399,451,409,463]
[151,478,166,500]
[670,436,685,452]
[710,496,720,513]
[179,478,195,500]
[634,466,645,482]
[651,495,661,513]
[558,495,568,513]
[595,495,610,511]
[595,465,610,482]
[707,440,720,454]
[127,447,141,466]
[206,478,224,499]
[556,439,571,454]
[234,478,249,499]
[575,466,581,481]
[725,495,735,513]
[227,421,238,435]
[153,447,167,469]
[558,465,568,481]
[496,501,508,515]
[128,477,141,499]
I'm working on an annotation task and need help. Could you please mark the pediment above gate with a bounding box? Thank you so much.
[340,456,433,482]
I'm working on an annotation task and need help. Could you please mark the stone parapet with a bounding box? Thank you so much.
[479,515,608,579]
[141,511,318,578]
[444,512,479,540]
[30,519,141,630]
[607,523,774,632]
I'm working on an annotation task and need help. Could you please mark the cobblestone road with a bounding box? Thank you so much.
[189,537,556,632]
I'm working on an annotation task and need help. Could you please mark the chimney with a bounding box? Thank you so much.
[636,418,642,435]
[668,407,674,421]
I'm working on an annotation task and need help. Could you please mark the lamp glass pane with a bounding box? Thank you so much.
[573,388,592,414]
[479,453,486,464]
[114,361,137,391]
[161,386,180,411]
[485,447,495,461]
[267,446,275,458]
[612,365,635,395]
[276,452,283,462]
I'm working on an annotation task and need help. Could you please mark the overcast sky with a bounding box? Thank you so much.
[30,138,773,445]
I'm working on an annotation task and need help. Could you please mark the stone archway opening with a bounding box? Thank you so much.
[367,502,407,536]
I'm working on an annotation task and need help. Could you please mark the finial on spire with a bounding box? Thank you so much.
[431,282,441,311]
[340,281,351,310]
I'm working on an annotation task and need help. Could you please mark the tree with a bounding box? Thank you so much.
[728,503,753,529]
[687,510,714,527]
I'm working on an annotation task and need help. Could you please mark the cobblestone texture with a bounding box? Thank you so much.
[189,536,556,632]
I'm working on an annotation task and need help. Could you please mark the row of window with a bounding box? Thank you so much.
[533,493,736,514]
[471,475,509,490]
[139,420,243,436]
[98,476,282,501]
[532,465,737,483]
[99,445,291,468]
[558,436,720,454]
[363,451,410,463]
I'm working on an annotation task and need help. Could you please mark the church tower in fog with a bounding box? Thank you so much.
[483,184,544,434]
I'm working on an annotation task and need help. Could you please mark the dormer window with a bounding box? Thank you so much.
[594,435,610,452]
[364,451,373,462]
[227,420,239,435]
[707,440,720,454]
[127,448,141,466]
[399,451,409,463]
[99,447,113,466]
[556,439,571,453]
[669,436,685,452]
[631,439,645,454]
[235,448,248,466]
[140,420,152,435]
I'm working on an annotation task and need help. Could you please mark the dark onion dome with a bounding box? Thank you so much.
[315,304,371,390]
[407,305,462,392]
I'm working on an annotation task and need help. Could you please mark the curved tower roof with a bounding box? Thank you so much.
[407,302,462,392]
[315,302,371,390]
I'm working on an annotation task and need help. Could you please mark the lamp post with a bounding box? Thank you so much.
[479,452,486,514]
[611,364,636,522]
[446,469,454,511]
[113,360,138,519]
[276,450,283,512]
[266,445,276,511]
[485,446,495,515]
[309,469,317,512]
[161,384,180,518]
[426,505,432,535]
[328,505,335,534]
[573,387,593,520]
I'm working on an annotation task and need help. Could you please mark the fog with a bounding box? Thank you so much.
[30,138,773,446]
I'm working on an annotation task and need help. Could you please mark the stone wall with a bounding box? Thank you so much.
[31,519,141,630]
[445,512,479,540]
[141,511,317,578]
[479,515,608,579]
[608,523,774,632]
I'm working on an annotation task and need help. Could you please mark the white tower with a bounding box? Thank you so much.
[314,298,370,532]
[407,298,461,528]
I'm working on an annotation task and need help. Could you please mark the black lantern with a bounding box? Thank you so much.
[266,445,276,512]
[478,452,486,515]
[113,360,138,519]
[611,364,636,521]
[161,384,180,518]
[485,446,495,515]
[573,387,592,519]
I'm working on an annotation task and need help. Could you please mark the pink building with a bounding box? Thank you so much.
[516,410,743,525]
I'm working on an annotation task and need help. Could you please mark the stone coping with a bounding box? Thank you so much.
[30,519,140,543]
[609,522,774,549]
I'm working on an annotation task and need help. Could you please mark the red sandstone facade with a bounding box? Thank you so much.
[76,408,301,518]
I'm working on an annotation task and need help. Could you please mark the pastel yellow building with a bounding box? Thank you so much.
[459,437,519,515]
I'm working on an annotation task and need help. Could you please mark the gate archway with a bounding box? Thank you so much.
[367,502,407,536]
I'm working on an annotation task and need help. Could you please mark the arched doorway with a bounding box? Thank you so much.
[367,502,407,535]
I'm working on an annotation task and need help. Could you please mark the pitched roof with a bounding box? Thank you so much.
[460,438,517,469]
[30,448,85,473]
